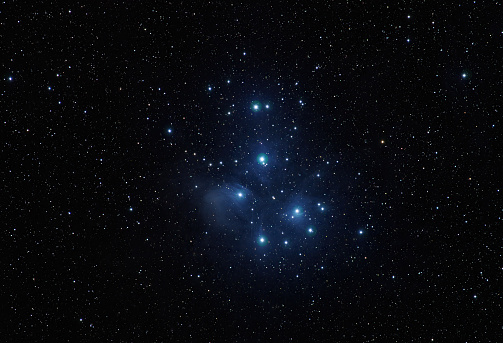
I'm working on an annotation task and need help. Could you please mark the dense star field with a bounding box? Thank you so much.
[3,1,502,341]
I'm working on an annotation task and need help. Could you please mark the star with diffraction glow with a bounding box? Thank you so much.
[307,226,317,236]
[257,235,268,246]
[257,154,268,166]
[251,101,261,112]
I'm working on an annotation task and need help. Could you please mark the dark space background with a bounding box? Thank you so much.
[3,1,502,342]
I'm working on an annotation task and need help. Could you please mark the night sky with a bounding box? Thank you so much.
[3,1,502,342]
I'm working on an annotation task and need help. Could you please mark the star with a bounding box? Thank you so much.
[251,101,261,111]
[257,235,268,246]
[307,226,317,236]
[257,154,268,165]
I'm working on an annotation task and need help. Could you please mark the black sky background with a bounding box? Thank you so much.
[3,1,502,342]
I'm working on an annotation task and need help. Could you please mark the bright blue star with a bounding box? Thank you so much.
[307,226,317,236]
[293,207,303,217]
[257,235,268,246]
[251,101,261,111]
[238,192,243,198]
[257,154,268,165]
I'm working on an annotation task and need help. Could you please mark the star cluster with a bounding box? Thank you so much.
[3,1,500,342]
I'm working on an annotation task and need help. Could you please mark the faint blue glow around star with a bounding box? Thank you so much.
[167,128,172,134]
[251,101,261,111]
[257,153,268,165]
[265,104,270,109]
[307,226,317,236]
[284,240,288,245]
[208,86,212,91]
[227,80,230,84]
[257,235,268,246]
[8,76,13,81]
[292,207,303,218]
[238,192,243,198]
[359,230,363,235]
[129,207,133,212]
[461,69,472,79]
